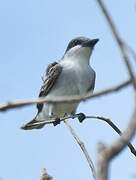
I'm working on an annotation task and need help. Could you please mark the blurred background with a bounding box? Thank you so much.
[0,0,136,179]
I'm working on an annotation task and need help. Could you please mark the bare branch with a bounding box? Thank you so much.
[96,98,136,180]
[22,115,96,179]
[124,43,136,65]
[0,79,131,112]
[20,115,75,129]
[21,114,136,157]
[96,142,108,180]
[95,1,136,179]
[86,116,136,156]
[64,120,96,179]
[105,99,136,159]
[39,168,52,180]
[96,0,136,89]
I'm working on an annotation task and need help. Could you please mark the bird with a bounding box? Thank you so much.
[21,37,99,130]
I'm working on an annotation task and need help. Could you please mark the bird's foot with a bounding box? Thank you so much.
[53,117,61,126]
[50,113,61,126]
[70,112,76,119]
[77,113,86,123]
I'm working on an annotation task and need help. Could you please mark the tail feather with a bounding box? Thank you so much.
[20,117,45,130]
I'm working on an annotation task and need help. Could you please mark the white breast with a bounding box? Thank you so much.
[37,59,95,121]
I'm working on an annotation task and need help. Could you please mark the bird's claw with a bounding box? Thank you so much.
[53,117,61,126]
[77,113,86,123]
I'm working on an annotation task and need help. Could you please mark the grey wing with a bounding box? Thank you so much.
[87,70,96,92]
[37,62,63,113]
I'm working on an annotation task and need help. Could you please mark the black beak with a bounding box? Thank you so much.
[82,38,99,48]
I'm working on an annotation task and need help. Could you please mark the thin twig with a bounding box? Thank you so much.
[0,79,132,112]
[64,120,96,179]
[95,0,136,179]
[86,116,136,156]
[124,43,136,65]
[105,99,136,159]
[20,114,136,157]
[96,100,136,180]
[20,115,74,129]
[96,0,136,89]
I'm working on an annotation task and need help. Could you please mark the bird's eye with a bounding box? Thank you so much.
[73,40,82,46]
[66,40,82,51]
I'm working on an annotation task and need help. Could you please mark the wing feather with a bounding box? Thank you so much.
[37,62,62,113]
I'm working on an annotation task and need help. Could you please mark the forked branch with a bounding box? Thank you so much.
[20,114,136,157]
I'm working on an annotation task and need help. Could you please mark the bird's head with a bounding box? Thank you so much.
[63,37,99,63]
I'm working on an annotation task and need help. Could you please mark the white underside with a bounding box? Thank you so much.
[36,49,95,121]
[36,102,79,121]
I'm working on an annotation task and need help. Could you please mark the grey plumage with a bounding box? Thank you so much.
[21,37,98,130]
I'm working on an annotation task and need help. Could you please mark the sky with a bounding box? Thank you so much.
[0,0,136,179]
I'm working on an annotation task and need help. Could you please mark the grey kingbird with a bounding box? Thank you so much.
[21,37,99,130]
